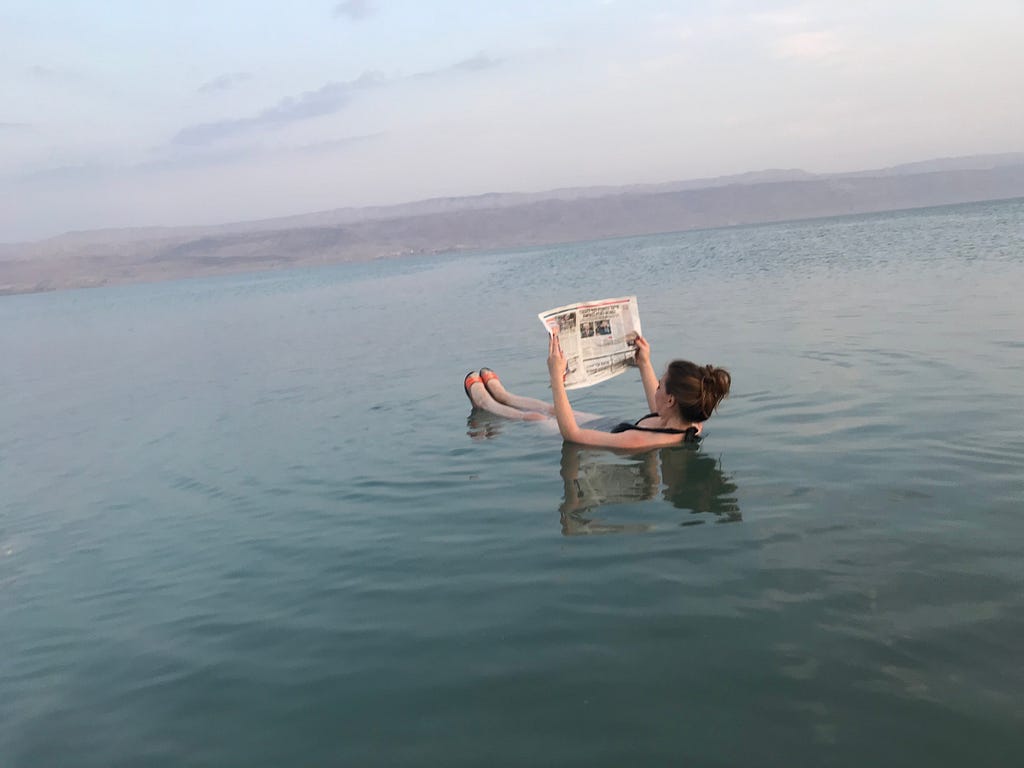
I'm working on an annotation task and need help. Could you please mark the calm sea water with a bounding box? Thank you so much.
[2,199,1023,767]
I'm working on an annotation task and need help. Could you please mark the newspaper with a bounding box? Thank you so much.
[538,296,643,390]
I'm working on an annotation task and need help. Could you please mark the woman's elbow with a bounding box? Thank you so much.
[559,424,582,442]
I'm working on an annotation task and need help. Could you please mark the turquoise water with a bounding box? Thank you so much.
[2,199,1023,766]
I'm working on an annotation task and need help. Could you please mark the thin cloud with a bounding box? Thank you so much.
[450,53,502,73]
[157,133,386,167]
[170,55,499,147]
[295,133,385,154]
[0,122,33,133]
[148,134,385,170]
[20,161,116,183]
[198,72,253,94]
[334,0,375,21]
[28,65,62,78]
[410,53,503,81]
[172,73,381,146]
[27,65,82,83]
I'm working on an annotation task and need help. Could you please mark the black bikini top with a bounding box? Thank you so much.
[610,413,700,442]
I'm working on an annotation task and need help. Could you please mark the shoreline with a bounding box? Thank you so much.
[3,184,1024,298]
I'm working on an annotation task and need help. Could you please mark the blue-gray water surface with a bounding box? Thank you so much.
[2,199,1023,766]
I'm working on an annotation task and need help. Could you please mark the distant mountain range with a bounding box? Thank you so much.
[3,152,1023,295]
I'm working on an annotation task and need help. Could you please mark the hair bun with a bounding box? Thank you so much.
[700,365,731,405]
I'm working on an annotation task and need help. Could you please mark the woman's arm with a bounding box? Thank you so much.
[634,335,659,412]
[547,333,582,439]
[548,334,680,449]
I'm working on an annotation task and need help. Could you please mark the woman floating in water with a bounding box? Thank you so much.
[464,334,731,449]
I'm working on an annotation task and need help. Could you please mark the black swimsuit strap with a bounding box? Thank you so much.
[609,413,700,441]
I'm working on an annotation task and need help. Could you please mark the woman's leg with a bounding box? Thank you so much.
[465,372,548,421]
[480,368,556,416]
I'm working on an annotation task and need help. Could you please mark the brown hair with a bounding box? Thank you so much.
[664,360,731,423]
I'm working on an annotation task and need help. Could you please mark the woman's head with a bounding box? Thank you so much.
[659,360,731,423]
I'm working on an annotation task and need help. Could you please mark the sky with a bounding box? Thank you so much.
[2,0,1022,242]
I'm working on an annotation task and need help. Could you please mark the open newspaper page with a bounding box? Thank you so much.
[538,296,643,390]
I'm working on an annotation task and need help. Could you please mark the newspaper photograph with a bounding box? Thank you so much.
[538,296,643,390]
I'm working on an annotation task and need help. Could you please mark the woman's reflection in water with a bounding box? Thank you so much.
[559,442,740,535]
[466,411,504,441]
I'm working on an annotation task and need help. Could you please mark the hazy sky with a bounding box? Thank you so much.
[3,0,1022,241]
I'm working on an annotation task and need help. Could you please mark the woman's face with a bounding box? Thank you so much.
[655,372,675,415]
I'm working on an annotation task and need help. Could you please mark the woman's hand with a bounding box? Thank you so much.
[547,332,567,382]
[634,335,652,367]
